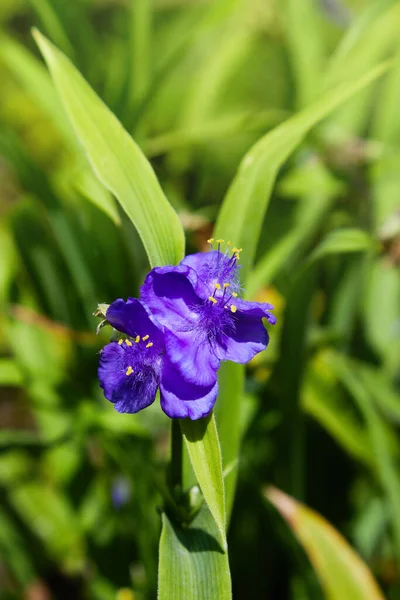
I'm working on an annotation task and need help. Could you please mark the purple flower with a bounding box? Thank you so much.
[97,241,275,420]
[98,298,218,419]
[141,241,276,394]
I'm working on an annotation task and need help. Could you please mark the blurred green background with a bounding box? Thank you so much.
[0,0,399,598]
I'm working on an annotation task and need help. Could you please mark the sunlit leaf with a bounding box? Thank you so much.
[214,361,244,522]
[180,413,226,549]
[266,486,385,600]
[158,506,231,600]
[33,30,185,267]
[214,61,390,283]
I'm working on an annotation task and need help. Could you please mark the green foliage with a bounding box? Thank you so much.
[181,413,227,550]
[34,29,185,268]
[266,487,385,600]
[0,0,399,599]
[158,507,231,600]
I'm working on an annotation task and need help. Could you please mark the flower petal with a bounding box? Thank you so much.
[106,298,164,346]
[216,311,270,363]
[164,329,220,386]
[98,342,159,414]
[98,342,125,400]
[141,265,203,331]
[181,250,240,295]
[160,359,218,419]
[234,298,276,325]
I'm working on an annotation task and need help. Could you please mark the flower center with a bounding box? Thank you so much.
[195,239,242,295]
[116,335,159,378]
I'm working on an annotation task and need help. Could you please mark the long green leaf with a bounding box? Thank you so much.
[158,507,231,600]
[247,159,341,297]
[266,487,385,600]
[301,358,375,469]
[307,228,375,264]
[213,61,390,284]
[322,1,400,134]
[214,361,244,521]
[327,351,400,565]
[180,413,226,549]
[33,30,185,267]
[282,0,327,108]
[28,0,75,59]
[213,62,390,534]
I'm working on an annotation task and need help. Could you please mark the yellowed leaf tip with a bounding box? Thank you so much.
[264,485,298,527]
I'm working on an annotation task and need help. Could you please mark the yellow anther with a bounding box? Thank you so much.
[118,339,124,345]
[223,283,230,288]
[142,335,149,341]
[216,239,224,244]
[235,253,240,260]
[146,342,153,348]
[208,296,218,304]
[232,292,238,297]
[125,339,132,346]
[230,305,237,313]
[125,366,133,376]
[207,238,214,244]
[232,247,239,253]
[134,335,140,343]
[214,283,221,290]
[227,241,232,246]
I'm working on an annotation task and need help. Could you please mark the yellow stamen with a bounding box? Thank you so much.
[227,241,231,246]
[125,339,132,346]
[126,366,133,376]
[208,296,217,304]
[207,238,214,244]
[134,335,140,343]
[216,239,224,244]
[146,342,153,348]
[223,283,230,288]
[214,283,221,290]
[142,335,149,341]
[232,247,239,253]
[118,339,123,345]
[232,292,238,297]
[230,305,237,313]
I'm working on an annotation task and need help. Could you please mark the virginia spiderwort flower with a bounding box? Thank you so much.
[141,240,276,398]
[98,241,275,420]
[98,298,219,419]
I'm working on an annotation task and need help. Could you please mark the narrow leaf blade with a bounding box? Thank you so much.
[308,228,375,264]
[33,29,185,267]
[266,487,385,600]
[158,507,231,600]
[214,61,390,283]
[180,413,226,549]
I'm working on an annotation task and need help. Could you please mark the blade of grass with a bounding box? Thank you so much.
[327,351,400,566]
[33,30,185,267]
[266,487,385,600]
[180,413,226,550]
[214,61,390,283]
[158,507,231,600]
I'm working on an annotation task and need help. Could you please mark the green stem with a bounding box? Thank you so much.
[170,419,182,490]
